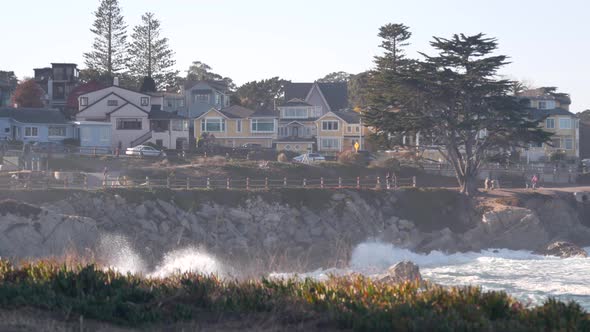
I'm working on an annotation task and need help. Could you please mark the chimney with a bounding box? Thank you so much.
[47,78,53,106]
[113,77,119,86]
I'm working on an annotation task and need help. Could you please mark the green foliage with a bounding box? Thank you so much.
[84,0,128,77]
[0,260,587,330]
[128,12,178,91]
[317,71,352,83]
[235,77,290,110]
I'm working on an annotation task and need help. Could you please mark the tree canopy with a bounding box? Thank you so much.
[127,12,178,90]
[84,0,128,78]
[318,71,352,83]
[12,80,45,108]
[235,77,290,110]
[185,61,235,91]
[364,26,551,195]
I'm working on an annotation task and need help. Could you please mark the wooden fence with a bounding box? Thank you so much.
[0,174,417,191]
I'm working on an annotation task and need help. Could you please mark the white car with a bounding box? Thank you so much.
[293,153,325,163]
[125,145,166,157]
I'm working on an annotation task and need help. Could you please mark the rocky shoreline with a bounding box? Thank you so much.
[0,188,588,273]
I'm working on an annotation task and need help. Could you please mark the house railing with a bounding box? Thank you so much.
[130,131,153,147]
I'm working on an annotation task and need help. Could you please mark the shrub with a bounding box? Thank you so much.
[277,153,288,163]
[338,150,364,165]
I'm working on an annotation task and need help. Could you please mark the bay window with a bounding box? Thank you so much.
[251,119,275,133]
[116,118,142,130]
[320,138,340,150]
[201,118,225,132]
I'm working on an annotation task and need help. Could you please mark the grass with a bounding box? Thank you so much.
[0,260,588,331]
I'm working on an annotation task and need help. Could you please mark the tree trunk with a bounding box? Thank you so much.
[458,174,479,196]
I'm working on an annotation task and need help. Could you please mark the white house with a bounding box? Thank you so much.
[75,83,188,150]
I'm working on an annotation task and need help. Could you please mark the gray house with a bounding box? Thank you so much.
[184,80,231,119]
[284,82,349,116]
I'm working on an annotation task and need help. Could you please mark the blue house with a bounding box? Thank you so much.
[0,107,75,143]
[184,80,231,119]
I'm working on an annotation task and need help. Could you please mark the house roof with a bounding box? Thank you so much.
[184,80,229,92]
[219,105,256,119]
[250,108,278,118]
[328,110,361,124]
[0,107,68,124]
[148,110,186,120]
[282,98,313,107]
[284,82,349,111]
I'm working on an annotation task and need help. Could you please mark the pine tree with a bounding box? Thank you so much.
[374,23,412,72]
[128,12,178,91]
[84,0,128,79]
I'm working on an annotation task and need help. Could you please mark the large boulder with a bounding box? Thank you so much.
[536,241,588,258]
[376,261,422,284]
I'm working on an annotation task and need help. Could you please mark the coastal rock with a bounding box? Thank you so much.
[536,241,588,258]
[376,261,422,284]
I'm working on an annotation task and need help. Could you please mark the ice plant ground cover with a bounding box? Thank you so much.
[0,259,588,331]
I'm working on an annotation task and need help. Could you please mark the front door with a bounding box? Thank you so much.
[292,126,299,137]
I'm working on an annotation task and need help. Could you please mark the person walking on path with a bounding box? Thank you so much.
[531,174,539,190]
[484,177,490,191]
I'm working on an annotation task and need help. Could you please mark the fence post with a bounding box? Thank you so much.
[283,177,287,187]
[412,176,417,188]
[246,177,250,190]
[303,178,307,188]
[265,177,269,190]
[320,177,324,189]
[357,177,360,190]
[394,175,398,189]
[206,177,210,189]
[376,176,381,190]
[93,147,97,157]
[227,178,231,190]
[186,177,190,190]
[84,174,88,190]
[146,176,150,189]
[338,177,342,189]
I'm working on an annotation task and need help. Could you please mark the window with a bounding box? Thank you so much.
[80,97,88,106]
[236,120,242,132]
[116,118,142,130]
[564,137,574,150]
[215,94,221,105]
[278,127,286,136]
[251,119,275,132]
[179,99,185,107]
[24,127,38,137]
[141,97,149,106]
[171,120,185,131]
[545,118,555,129]
[282,107,309,118]
[107,100,119,106]
[355,126,360,133]
[538,100,555,109]
[530,141,543,148]
[194,94,209,103]
[201,118,225,132]
[347,126,352,133]
[48,126,66,137]
[321,138,340,150]
[99,127,110,142]
[322,120,339,131]
[167,100,173,108]
[559,118,572,129]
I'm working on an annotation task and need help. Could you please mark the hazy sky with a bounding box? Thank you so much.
[2,0,588,111]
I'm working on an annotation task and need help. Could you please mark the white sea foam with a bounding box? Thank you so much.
[148,247,225,279]
[272,241,590,309]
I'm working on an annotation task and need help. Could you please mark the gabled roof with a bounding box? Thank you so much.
[184,80,229,93]
[219,105,255,119]
[284,82,349,111]
[195,108,230,120]
[0,107,68,124]
[106,102,149,116]
[282,98,313,107]
[319,110,361,124]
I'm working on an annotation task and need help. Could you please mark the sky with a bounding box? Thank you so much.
[1,0,588,111]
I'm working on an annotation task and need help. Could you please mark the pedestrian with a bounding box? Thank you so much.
[103,167,108,186]
[484,176,490,191]
[531,174,538,190]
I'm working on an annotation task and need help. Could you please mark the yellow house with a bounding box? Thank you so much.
[194,106,277,148]
[518,88,579,162]
[315,111,369,154]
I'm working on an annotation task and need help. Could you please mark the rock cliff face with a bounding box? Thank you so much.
[0,189,588,272]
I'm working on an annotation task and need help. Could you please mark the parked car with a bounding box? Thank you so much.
[293,153,326,163]
[125,145,166,157]
[241,143,263,149]
[31,141,67,153]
